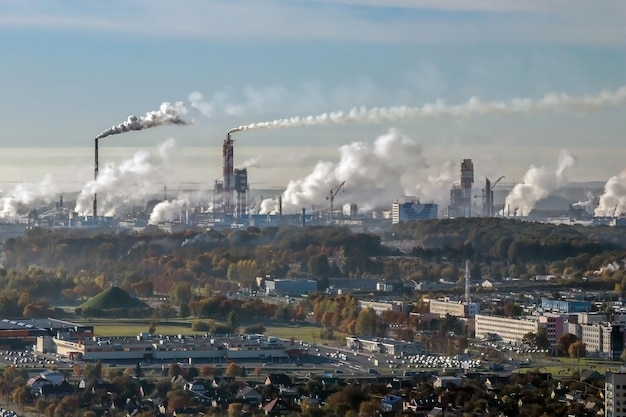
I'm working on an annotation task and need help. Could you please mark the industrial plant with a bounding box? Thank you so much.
[3,83,626,233]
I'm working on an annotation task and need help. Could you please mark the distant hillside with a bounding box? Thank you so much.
[80,286,150,311]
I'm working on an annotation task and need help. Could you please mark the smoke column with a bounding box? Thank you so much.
[259,129,454,214]
[594,171,626,217]
[503,150,575,216]
[228,86,626,134]
[75,139,178,216]
[95,102,193,139]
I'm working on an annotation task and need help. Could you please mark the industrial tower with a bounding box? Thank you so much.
[217,132,248,218]
[222,133,235,216]
[460,159,474,217]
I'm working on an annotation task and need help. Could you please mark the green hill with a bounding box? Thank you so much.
[79,286,150,311]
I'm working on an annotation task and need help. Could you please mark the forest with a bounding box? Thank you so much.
[0,218,625,316]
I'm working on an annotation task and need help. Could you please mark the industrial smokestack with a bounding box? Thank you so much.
[302,207,306,227]
[95,102,192,140]
[460,159,474,217]
[227,85,626,135]
[93,138,99,218]
[92,102,191,217]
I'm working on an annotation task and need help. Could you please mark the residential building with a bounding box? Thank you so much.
[605,370,626,417]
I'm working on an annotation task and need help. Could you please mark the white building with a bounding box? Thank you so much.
[430,299,480,318]
[606,370,626,417]
[475,315,539,344]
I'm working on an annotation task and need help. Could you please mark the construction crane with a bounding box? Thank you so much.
[490,176,505,217]
[327,181,346,224]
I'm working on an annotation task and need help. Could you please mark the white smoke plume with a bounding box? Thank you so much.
[572,191,597,215]
[504,150,575,216]
[95,102,193,140]
[74,139,177,216]
[594,170,626,217]
[228,86,626,134]
[0,175,61,219]
[149,198,189,225]
[259,129,454,214]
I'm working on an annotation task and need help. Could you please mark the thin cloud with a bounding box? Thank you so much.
[0,0,625,46]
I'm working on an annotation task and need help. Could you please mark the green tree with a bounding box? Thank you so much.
[356,307,377,336]
[159,300,175,323]
[227,310,239,331]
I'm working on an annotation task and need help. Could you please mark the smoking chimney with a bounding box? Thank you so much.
[223,132,234,216]
[93,138,99,219]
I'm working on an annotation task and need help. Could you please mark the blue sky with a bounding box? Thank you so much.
[1,0,626,190]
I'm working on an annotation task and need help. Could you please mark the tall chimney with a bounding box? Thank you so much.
[93,138,99,218]
[302,208,306,227]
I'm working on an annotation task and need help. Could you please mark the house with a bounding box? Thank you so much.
[481,280,494,288]
[170,375,188,389]
[38,380,75,398]
[381,395,403,412]
[184,381,208,395]
[265,373,293,388]
[211,376,234,389]
[262,398,290,416]
[433,376,462,388]
[237,386,263,404]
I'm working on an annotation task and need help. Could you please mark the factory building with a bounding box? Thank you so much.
[391,199,438,224]
[448,159,475,218]
[265,279,318,297]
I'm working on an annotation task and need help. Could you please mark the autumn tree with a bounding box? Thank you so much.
[12,386,27,411]
[569,341,586,359]
[557,333,579,357]
[228,403,243,417]
[226,362,243,377]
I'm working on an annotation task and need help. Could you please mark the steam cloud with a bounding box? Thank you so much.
[74,139,178,216]
[0,175,61,219]
[149,198,189,225]
[259,129,454,214]
[594,171,626,217]
[95,102,193,139]
[503,150,575,216]
[228,86,626,134]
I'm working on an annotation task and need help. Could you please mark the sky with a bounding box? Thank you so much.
[1,1,626,210]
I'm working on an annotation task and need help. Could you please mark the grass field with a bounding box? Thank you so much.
[263,324,347,345]
[77,319,196,337]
